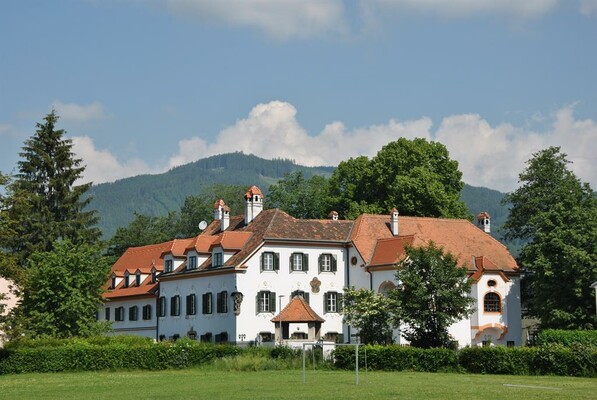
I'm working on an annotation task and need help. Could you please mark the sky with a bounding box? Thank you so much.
[1,0,596,193]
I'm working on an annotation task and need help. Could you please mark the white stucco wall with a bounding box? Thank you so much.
[235,243,347,343]
[101,297,157,339]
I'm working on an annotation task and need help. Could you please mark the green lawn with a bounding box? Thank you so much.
[0,369,595,399]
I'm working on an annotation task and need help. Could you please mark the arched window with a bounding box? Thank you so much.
[484,292,501,312]
[378,281,396,297]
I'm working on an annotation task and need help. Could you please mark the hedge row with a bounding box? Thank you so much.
[333,344,597,377]
[536,329,597,347]
[0,340,241,374]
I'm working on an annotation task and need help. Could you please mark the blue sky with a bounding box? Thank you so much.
[1,0,596,192]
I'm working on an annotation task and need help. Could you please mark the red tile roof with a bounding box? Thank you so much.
[161,238,195,258]
[353,214,518,272]
[103,275,157,300]
[271,296,325,323]
[111,241,172,274]
[211,231,253,251]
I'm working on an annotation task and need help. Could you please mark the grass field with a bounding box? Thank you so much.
[0,368,595,399]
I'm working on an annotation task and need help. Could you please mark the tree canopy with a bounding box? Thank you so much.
[342,287,394,344]
[17,240,111,338]
[391,242,474,348]
[503,147,597,329]
[0,111,100,266]
[267,171,330,219]
[328,138,470,220]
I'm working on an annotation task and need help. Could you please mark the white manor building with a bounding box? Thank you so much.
[100,186,522,347]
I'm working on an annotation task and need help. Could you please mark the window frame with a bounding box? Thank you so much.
[483,292,502,313]
[217,291,228,314]
[165,259,173,273]
[188,255,197,270]
[129,305,138,321]
[105,307,110,321]
[158,296,166,317]
[186,293,197,316]
[324,291,343,314]
[261,252,280,272]
[115,306,125,322]
[318,253,337,273]
[142,304,152,320]
[256,290,276,313]
[202,292,213,315]
[290,252,309,272]
[170,295,181,316]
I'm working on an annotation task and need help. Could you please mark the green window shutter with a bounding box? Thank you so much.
[274,253,280,271]
[318,254,322,272]
[303,253,309,271]
[304,292,310,304]
[331,255,337,272]
[255,292,260,315]
[323,293,328,313]
[260,253,265,271]
[270,291,277,312]
[289,254,293,272]
[337,293,344,312]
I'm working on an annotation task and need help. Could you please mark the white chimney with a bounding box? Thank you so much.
[477,211,491,233]
[213,199,225,222]
[390,208,399,236]
[244,186,263,225]
[328,211,339,221]
[221,205,230,231]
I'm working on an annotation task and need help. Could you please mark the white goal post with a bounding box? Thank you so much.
[301,341,361,385]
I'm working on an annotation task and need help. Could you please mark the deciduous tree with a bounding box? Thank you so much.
[391,242,474,348]
[342,287,394,344]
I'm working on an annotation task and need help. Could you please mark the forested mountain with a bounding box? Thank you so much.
[88,152,334,238]
[89,152,513,250]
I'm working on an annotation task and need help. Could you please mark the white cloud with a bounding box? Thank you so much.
[165,0,347,39]
[365,0,558,18]
[72,101,597,192]
[51,100,107,122]
[435,106,597,192]
[71,136,156,184]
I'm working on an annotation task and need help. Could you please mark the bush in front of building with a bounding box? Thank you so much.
[0,337,240,374]
[536,329,597,347]
[333,345,459,372]
[333,344,597,377]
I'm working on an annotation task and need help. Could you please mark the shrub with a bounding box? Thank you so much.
[333,345,458,372]
[459,346,535,375]
[536,329,597,347]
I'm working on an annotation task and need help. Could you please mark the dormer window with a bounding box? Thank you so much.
[151,268,157,284]
[213,252,223,267]
[188,255,197,270]
[165,259,173,273]
[123,272,130,288]
[111,274,116,289]
[135,271,141,286]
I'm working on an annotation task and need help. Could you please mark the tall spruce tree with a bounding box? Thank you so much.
[0,111,100,266]
[503,147,597,329]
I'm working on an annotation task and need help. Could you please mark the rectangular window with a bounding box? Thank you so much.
[188,256,197,270]
[129,306,138,321]
[261,252,280,271]
[135,273,141,286]
[213,252,223,267]
[200,332,212,343]
[142,304,152,320]
[165,259,173,273]
[158,296,166,317]
[186,293,197,316]
[217,291,228,313]
[123,274,130,288]
[256,291,276,313]
[507,341,515,348]
[324,292,343,313]
[202,292,213,314]
[290,252,308,272]
[170,295,180,316]
[319,253,337,273]
[151,269,157,284]
[111,276,116,289]
[105,307,110,321]
[115,306,124,321]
